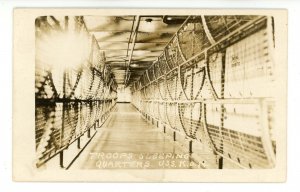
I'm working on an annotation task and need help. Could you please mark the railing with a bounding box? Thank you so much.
[132,16,276,169]
[35,16,117,168]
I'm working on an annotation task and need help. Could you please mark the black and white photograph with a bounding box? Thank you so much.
[13,8,287,182]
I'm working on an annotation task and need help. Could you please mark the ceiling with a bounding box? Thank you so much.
[84,15,187,86]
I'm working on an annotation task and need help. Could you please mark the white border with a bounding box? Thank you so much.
[1,0,300,191]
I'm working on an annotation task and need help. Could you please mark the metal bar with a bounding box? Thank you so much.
[204,51,219,100]
[176,32,187,62]
[173,131,176,141]
[201,103,219,152]
[36,98,116,104]
[145,70,151,83]
[59,151,64,168]
[201,15,216,44]
[152,65,158,80]
[87,128,91,138]
[177,103,189,136]
[60,71,67,149]
[189,140,193,153]
[218,156,223,169]
[77,137,81,149]
[140,98,265,104]
[125,15,140,86]
[163,51,172,72]
[217,51,227,169]
[178,66,189,100]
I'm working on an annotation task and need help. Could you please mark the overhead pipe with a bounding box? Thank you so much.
[125,15,140,86]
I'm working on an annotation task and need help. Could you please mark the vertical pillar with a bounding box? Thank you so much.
[218,51,226,170]
[173,131,176,141]
[77,137,81,149]
[87,128,91,138]
[59,151,64,168]
[218,156,223,169]
[60,71,67,149]
[189,140,193,153]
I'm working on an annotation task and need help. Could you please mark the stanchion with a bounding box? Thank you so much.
[87,128,91,138]
[189,140,193,153]
[59,151,64,168]
[173,131,176,141]
[77,137,81,149]
[218,156,223,169]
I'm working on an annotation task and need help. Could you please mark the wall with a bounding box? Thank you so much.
[117,86,131,103]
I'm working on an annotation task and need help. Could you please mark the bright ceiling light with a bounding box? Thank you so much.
[36,30,91,70]
[130,64,139,67]
[141,21,156,32]
[36,30,92,95]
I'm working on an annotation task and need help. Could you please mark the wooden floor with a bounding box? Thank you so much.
[71,103,202,169]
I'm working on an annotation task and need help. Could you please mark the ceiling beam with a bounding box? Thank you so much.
[99,49,164,51]
[96,41,169,43]
[125,15,140,85]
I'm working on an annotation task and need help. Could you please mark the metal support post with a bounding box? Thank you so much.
[87,128,91,138]
[59,151,64,168]
[77,137,81,149]
[218,156,223,169]
[189,140,193,153]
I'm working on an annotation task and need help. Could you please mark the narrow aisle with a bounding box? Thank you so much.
[72,103,199,169]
